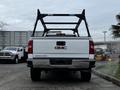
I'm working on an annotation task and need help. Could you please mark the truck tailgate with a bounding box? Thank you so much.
[33,38,89,58]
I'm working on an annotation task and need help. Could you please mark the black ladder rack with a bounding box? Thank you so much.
[32,9,91,37]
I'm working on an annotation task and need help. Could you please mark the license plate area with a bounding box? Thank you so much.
[50,59,72,65]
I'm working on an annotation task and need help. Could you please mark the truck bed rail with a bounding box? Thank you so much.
[32,9,91,37]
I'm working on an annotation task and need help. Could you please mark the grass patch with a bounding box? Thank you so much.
[115,64,120,79]
[95,61,120,80]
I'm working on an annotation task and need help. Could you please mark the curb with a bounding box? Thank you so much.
[92,69,120,86]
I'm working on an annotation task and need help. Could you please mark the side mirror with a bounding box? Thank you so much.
[18,49,22,52]
[20,49,22,51]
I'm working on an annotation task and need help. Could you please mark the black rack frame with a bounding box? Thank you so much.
[32,9,91,37]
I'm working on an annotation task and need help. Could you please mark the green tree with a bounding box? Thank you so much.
[111,13,120,38]
[0,21,8,30]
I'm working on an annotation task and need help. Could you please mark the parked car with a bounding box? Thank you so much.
[103,50,111,60]
[0,46,25,63]
[95,48,105,61]
[95,48,112,61]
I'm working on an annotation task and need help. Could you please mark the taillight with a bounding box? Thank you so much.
[89,41,94,54]
[28,40,33,54]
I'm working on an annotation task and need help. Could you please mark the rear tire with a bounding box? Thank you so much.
[80,70,91,82]
[30,68,41,81]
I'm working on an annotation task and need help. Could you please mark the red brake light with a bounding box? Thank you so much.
[89,41,94,54]
[28,40,33,54]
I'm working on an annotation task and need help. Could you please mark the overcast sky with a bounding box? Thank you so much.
[0,0,120,41]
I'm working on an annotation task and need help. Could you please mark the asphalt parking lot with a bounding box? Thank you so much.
[0,62,119,90]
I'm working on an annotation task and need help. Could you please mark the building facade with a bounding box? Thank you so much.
[0,31,42,49]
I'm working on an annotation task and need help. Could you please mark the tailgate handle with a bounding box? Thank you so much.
[56,41,66,46]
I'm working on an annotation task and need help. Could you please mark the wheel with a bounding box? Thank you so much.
[30,68,41,81]
[80,70,91,82]
[13,56,19,64]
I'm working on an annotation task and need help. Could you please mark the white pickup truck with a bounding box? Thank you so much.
[0,46,25,63]
[27,9,95,81]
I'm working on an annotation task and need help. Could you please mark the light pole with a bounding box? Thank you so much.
[103,31,107,44]
[103,31,107,50]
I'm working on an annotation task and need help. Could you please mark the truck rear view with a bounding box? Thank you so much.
[27,9,95,81]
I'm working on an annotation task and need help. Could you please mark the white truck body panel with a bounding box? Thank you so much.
[31,37,90,59]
